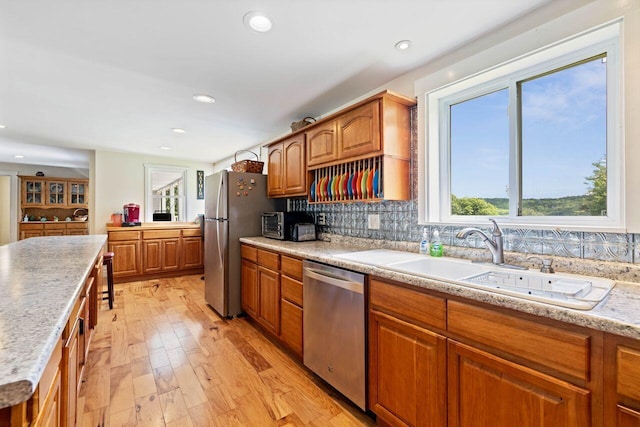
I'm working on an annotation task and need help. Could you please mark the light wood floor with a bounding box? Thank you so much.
[79,275,375,427]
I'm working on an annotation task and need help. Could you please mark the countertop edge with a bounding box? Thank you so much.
[240,236,640,340]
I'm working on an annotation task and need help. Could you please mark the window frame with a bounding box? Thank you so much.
[144,164,187,222]
[424,22,622,230]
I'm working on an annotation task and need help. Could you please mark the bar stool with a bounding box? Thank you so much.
[102,252,115,309]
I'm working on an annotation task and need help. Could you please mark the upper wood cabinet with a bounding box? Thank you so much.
[20,176,89,209]
[306,121,338,167]
[337,100,380,159]
[267,134,307,198]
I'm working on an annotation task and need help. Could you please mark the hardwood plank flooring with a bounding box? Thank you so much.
[79,275,375,426]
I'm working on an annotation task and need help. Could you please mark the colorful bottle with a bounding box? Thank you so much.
[419,227,430,255]
[430,229,443,257]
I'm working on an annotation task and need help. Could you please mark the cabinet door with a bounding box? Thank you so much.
[241,260,259,318]
[280,299,303,357]
[46,181,67,206]
[267,143,284,197]
[22,179,45,206]
[109,240,141,277]
[182,237,203,269]
[68,181,88,207]
[283,137,306,195]
[257,266,280,335]
[62,320,79,427]
[143,239,162,273]
[369,309,447,427]
[162,238,180,271]
[448,340,591,427]
[33,370,61,427]
[338,101,381,159]
[618,406,640,427]
[306,121,338,167]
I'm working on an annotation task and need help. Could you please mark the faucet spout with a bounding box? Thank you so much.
[456,219,505,265]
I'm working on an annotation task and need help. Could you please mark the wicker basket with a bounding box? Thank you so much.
[231,150,264,173]
[290,116,316,132]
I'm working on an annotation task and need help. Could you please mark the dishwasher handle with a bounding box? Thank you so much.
[304,268,364,294]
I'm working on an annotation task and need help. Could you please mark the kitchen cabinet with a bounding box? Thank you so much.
[337,100,380,159]
[605,334,640,427]
[280,255,303,358]
[369,276,602,427]
[142,230,181,273]
[19,221,89,240]
[241,245,304,356]
[108,230,142,278]
[107,225,202,282]
[20,176,89,209]
[448,340,590,427]
[67,181,88,207]
[267,135,307,198]
[306,121,338,167]
[369,279,447,426]
[33,340,62,427]
[46,180,67,206]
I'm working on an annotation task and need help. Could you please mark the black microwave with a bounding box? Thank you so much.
[261,211,314,240]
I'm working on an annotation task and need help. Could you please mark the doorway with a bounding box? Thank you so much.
[0,172,18,245]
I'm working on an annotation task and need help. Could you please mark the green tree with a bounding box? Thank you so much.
[451,195,500,215]
[582,158,607,216]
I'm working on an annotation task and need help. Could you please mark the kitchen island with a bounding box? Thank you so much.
[0,235,106,425]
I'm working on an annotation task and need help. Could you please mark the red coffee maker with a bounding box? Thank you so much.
[122,203,141,226]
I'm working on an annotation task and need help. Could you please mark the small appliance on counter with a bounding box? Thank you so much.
[122,203,141,226]
[291,223,316,242]
[261,211,315,241]
[152,211,172,221]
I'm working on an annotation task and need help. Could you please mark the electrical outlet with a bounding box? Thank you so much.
[368,214,380,230]
[317,213,327,226]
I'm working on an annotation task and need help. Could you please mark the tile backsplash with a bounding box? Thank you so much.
[289,106,640,272]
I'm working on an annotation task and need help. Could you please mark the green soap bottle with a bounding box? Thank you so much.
[430,229,443,257]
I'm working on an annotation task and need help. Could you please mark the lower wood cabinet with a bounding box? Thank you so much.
[618,406,640,427]
[448,340,590,427]
[107,226,203,282]
[62,317,80,427]
[605,334,640,427]
[19,222,89,240]
[369,309,446,426]
[241,245,304,358]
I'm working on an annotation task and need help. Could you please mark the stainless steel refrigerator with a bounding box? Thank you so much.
[204,170,279,317]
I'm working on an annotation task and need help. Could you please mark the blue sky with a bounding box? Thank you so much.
[450,56,607,200]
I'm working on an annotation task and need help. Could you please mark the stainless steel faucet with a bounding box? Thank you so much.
[456,219,505,265]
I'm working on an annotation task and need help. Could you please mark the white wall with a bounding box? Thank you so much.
[0,176,11,245]
[0,162,89,178]
[93,150,214,235]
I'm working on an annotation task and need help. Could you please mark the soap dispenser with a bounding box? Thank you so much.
[419,227,430,254]
[430,229,444,257]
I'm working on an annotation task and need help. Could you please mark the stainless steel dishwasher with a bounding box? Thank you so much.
[303,260,366,410]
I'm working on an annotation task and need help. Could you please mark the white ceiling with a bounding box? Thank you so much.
[0,0,557,169]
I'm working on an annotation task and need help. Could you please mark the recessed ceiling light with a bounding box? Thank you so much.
[395,40,412,51]
[14,155,24,159]
[159,146,173,150]
[0,125,6,129]
[192,94,216,104]
[243,11,272,33]
[171,128,186,134]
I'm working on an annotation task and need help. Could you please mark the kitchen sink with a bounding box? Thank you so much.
[333,249,615,310]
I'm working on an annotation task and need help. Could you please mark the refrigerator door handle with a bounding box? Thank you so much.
[216,174,224,219]
[216,219,225,269]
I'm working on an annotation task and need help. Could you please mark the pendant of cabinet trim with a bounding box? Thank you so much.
[266,90,415,200]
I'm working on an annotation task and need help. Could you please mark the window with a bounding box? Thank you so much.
[425,22,621,229]
[144,165,187,222]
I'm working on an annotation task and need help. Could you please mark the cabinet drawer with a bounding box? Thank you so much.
[448,300,591,381]
[44,223,66,230]
[66,222,88,229]
[182,228,202,237]
[143,229,181,239]
[257,249,279,270]
[21,223,44,230]
[241,244,257,262]
[108,231,141,241]
[281,255,303,280]
[617,346,640,401]
[281,275,303,306]
[370,278,446,330]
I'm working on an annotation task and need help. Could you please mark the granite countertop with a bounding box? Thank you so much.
[0,235,107,408]
[240,236,640,340]
[106,222,200,231]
